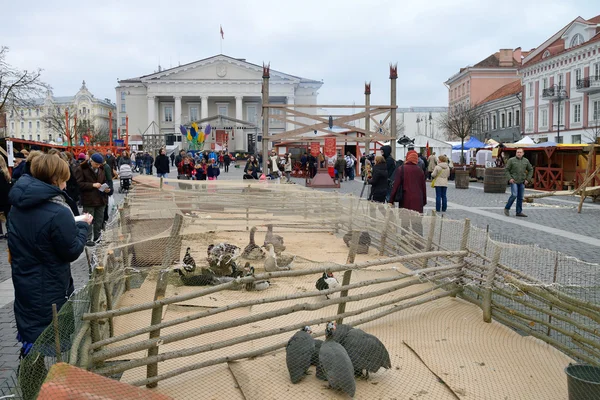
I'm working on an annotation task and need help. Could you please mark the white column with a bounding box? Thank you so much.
[235,96,243,151]
[174,96,182,132]
[201,96,209,120]
[286,95,295,132]
[147,96,155,128]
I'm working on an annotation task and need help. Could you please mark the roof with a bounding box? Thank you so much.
[397,106,448,113]
[481,80,522,103]
[473,52,519,68]
[120,54,322,85]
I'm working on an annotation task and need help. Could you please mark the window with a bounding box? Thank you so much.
[48,134,52,141]
[10,122,14,131]
[528,82,533,97]
[36,108,39,116]
[572,135,581,144]
[557,74,563,87]
[557,105,564,125]
[28,121,32,130]
[593,100,599,121]
[574,69,581,85]
[37,134,40,141]
[20,121,24,130]
[527,112,533,129]
[492,115,497,130]
[555,136,564,144]
[501,113,505,129]
[20,110,24,118]
[542,78,548,90]
[36,121,40,130]
[570,34,584,48]
[121,103,126,112]
[9,110,13,118]
[541,109,548,127]
[121,117,126,126]
[189,106,198,122]
[247,105,257,124]
[573,104,581,123]
[217,104,228,116]
[270,108,283,124]
[595,63,600,80]
[28,109,31,117]
[21,135,24,139]
[515,110,520,125]
[508,112,512,127]
[164,106,173,122]
[121,91,126,100]
[28,134,32,140]
[82,106,87,115]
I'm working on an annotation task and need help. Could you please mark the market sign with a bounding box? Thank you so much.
[310,142,320,157]
[324,138,336,158]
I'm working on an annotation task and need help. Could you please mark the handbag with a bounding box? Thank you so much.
[431,177,436,188]
[394,166,405,203]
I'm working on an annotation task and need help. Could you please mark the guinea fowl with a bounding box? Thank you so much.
[242,226,265,260]
[175,268,215,286]
[182,247,196,272]
[316,272,339,299]
[207,243,241,275]
[263,244,291,272]
[342,231,372,254]
[244,263,270,291]
[312,339,327,381]
[264,224,286,254]
[331,323,391,379]
[286,326,315,384]
[319,322,356,398]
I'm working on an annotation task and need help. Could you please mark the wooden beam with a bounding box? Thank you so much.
[266,104,397,109]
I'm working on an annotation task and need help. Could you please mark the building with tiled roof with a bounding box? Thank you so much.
[445,48,527,110]
[474,81,523,143]
[521,15,600,144]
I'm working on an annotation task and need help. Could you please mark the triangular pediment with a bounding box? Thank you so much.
[140,55,302,83]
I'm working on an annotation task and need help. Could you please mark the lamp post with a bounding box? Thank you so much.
[428,112,433,138]
[416,116,421,135]
[552,84,568,143]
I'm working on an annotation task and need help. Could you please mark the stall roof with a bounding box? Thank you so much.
[452,137,486,150]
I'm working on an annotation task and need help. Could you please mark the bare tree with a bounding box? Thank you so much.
[439,103,483,163]
[43,105,76,145]
[583,117,600,144]
[0,46,49,112]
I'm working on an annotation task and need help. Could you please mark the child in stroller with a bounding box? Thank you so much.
[118,164,133,193]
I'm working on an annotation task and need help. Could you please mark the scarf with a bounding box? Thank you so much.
[49,194,74,217]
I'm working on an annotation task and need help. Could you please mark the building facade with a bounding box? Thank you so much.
[445,48,527,110]
[396,106,448,141]
[521,15,600,144]
[115,55,323,152]
[475,80,522,142]
[5,81,116,143]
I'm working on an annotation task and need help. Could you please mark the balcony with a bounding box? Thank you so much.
[542,86,568,101]
[576,77,600,94]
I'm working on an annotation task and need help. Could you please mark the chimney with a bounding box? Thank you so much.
[498,49,513,67]
[513,47,522,63]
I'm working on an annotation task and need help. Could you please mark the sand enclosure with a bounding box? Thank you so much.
[105,208,572,400]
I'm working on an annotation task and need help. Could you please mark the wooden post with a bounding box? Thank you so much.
[389,64,398,160]
[482,246,501,323]
[162,214,184,269]
[453,218,470,297]
[261,64,270,175]
[146,269,169,388]
[379,207,392,256]
[89,266,105,370]
[337,230,360,325]
[547,251,560,336]
[246,184,250,231]
[160,177,164,191]
[422,214,437,268]
[577,146,596,213]
[52,303,62,363]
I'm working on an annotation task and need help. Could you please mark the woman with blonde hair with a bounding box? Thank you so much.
[431,154,450,213]
[8,154,92,356]
[0,156,11,239]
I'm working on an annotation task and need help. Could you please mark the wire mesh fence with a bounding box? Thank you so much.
[1,176,599,399]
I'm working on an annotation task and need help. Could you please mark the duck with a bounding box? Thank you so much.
[332,323,391,379]
[263,243,291,272]
[242,227,265,260]
[264,224,286,254]
[182,247,196,273]
[319,322,356,397]
[316,272,339,299]
[207,243,241,275]
[343,231,372,254]
[244,263,270,291]
[285,326,315,384]
[175,268,215,286]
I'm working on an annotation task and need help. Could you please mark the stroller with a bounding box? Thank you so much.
[118,164,133,193]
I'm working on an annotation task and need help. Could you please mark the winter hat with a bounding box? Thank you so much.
[78,153,86,160]
[406,152,418,165]
[14,152,26,159]
[91,153,104,164]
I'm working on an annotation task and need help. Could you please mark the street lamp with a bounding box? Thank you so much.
[551,84,568,143]
[416,116,422,135]
[428,112,433,138]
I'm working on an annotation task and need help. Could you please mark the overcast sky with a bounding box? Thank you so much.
[1,0,598,108]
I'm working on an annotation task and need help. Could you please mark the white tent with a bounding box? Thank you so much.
[395,135,452,161]
[513,136,535,145]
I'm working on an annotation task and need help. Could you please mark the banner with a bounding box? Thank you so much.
[310,142,320,157]
[324,138,336,158]
[216,130,226,146]
[6,140,14,167]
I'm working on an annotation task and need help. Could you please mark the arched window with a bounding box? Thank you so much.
[570,34,584,48]
[542,50,551,59]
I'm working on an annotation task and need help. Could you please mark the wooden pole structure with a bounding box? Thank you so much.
[337,230,360,325]
[125,115,129,150]
[389,63,398,160]
[146,269,169,388]
[482,246,501,323]
[261,63,270,175]
[364,83,371,157]
[109,110,113,148]
[52,303,62,363]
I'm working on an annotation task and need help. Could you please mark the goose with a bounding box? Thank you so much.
[319,322,356,398]
[242,226,265,260]
[182,247,196,272]
[315,272,339,299]
[286,326,315,384]
[333,323,391,379]
[263,244,291,272]
[264,224,286,254]
[244,264,270,291]
[207,243,241,274]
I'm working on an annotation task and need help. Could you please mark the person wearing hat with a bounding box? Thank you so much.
[389,151,427,237]
[75,152,109,246]
[12,152,27,183]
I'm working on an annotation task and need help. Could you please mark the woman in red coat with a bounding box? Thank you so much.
[389,151,427,213]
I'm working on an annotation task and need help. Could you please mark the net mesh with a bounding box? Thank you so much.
[2,176,599,400]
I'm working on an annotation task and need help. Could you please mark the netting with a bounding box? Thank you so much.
[2,175,599,400]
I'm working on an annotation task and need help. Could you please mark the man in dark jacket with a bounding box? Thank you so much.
[380,145,397,201]
[154,148,170,178]
[8,173,90,348]
[170,152,175,166]
[144,152,154,175]
[105,149,116,173]
[11,152,26,182]
[174,149,186,169]
[75,153,108,246]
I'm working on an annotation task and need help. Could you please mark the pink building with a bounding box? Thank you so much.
[520,15,600,144]
[445,48,529,109]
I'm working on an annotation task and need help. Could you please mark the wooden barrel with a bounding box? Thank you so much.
[455,170,470,189]
[484,168,507,193]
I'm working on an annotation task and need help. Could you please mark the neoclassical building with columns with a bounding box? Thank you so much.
[115,54,323,152]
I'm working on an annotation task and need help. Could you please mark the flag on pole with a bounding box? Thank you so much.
[220,25,224,39]
[426,141,431,158]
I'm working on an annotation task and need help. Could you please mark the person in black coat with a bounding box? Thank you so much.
[380,145,397,201]
[8,154,91,351]
[0,157,12,239]
[11,153,27,183]
[170,152,175,167]
[154,148,170,178]
[367,156,389,203]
